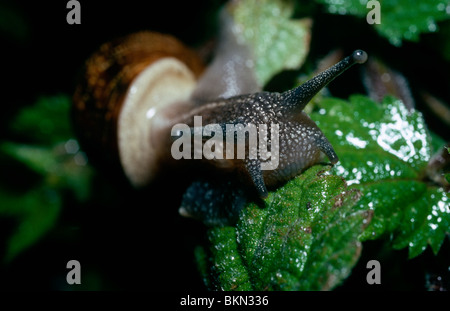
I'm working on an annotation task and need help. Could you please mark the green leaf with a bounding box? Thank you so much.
[207,226,253,291]
[9,95,73,145]
[199,165,371,290]
[392,188,449,258]
[316,0,450,46]
[312,95,449,258]
[0,187,61,262]
[0,95,94,262]
[2,95,93,201]
[1,142,93,201]
[229,0,312,85]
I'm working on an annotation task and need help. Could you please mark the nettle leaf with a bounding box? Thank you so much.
[9,95,73,145]
[1,142,93,201]
[197,165,372,290]
[316,0,450,46]
[0,95,93,262]
[392,187,449,258]
[312,95,449,258]
[228,0,312,85]
[0,187,61,262]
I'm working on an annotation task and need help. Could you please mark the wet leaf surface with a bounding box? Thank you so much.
[312,95,449,258]
[229,0,311,85]
[198,165,372,290]
[316,0,450,46]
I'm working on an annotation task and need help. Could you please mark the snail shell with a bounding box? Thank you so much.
[73,31,204,186]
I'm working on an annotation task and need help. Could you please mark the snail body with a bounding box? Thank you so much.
[73,10,367,225]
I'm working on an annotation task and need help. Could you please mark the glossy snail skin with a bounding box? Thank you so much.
[73,10,367,226]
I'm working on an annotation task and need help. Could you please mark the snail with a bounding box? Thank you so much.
[72,10,367,226]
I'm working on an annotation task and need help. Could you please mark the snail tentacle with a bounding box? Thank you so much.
[281,49,368,113]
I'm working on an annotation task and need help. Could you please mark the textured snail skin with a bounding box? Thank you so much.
[174,50,368,225]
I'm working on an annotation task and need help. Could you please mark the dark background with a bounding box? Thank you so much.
[0,0,448,291]
[1,1,222,126]
[1,0,225,291]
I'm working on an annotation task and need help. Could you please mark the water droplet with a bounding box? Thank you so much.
[428,21,437,32]
[338,7,347,15]
[74,152,88,166]
[271,6,281,16]
[438,201,448,213]
[65,139,80,154]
